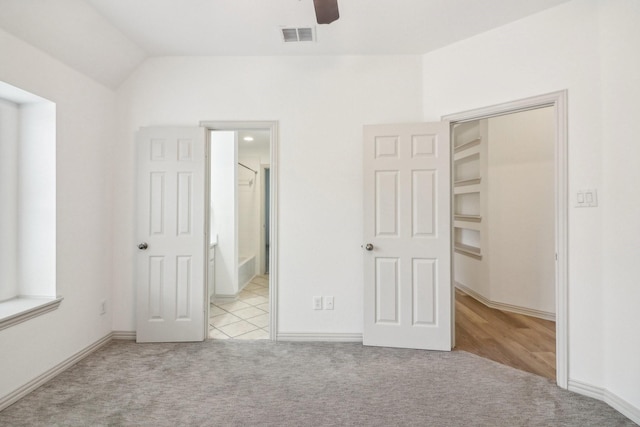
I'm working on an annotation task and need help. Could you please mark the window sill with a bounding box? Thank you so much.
[0,296,63,331]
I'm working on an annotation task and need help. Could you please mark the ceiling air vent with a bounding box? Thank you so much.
[281,27,315,43]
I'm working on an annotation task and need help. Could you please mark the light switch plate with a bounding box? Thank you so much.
[584,189,597,207]
[576,189,598,207]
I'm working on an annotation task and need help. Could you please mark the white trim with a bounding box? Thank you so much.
[0,333,111,411]
[0,296,63,331]
[111,330,136,340]
[568,379,640,425]
[259,164,270,276]
[568,378,605,400]
[268,123,279,341]
[212,295,238,304]
[200,121,279,342]
[455,282,555,321]
[277,332,363,342]
[443,90,569,389]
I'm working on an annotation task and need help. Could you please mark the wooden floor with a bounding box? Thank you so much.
[454,289,556,380]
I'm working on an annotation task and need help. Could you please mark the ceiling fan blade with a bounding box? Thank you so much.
[313,0,339,24]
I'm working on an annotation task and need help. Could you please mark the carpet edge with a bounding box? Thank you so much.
[0,332,113,411]
[569,379,640,425]
[277,332,362,342]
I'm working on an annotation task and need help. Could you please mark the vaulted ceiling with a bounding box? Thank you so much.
[0,0,572,89]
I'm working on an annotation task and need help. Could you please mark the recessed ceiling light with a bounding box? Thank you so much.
[243,136,254,141]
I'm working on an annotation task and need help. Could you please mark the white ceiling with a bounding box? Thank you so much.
[239,130,270,158]
[0,0,571,89]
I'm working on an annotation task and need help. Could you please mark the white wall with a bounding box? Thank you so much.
[423,0,639,415]
[487,108,555,314]
[210,131,237,297]
[599,0,640,414]
[240,138,271,276]
[0,99,19,301]
[112,55,423,334]
[237,154,259,262]
[237,153,260,287]
[0,28,115,400]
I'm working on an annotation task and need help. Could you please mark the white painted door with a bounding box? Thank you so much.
[363,122,451,350]
[136,127,206,342]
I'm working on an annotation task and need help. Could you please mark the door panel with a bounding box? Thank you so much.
[375,171,399,236]
[412,258,436,325]
[412,170,435,236]
[136,127,206,342]
[375,257,399,324]
[363,122,451,351]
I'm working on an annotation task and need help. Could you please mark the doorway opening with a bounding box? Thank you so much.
[444,91,568,388]
[203,121,278,341]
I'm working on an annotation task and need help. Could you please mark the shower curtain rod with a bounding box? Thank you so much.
[238,162,258,174]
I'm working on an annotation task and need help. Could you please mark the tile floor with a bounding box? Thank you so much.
[209,274,269,340]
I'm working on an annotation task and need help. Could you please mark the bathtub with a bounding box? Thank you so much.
[238,255,256,290]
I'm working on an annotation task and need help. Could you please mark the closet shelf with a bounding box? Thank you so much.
[454,138,481,153]
[455,221,481,231]
[454,214,482,222]
[454,145,481,162]
[454,177,481,187]
[454,184,480,195]
[454,243,483,260]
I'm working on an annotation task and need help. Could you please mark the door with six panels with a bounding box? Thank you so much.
[135,127,206,342]
[363,122,452,350]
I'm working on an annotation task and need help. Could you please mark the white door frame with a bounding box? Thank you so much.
[201,120,279,341]
[260,164,270,275]
[442,90,568,389]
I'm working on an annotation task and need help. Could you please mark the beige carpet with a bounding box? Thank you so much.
[0,340,635,426]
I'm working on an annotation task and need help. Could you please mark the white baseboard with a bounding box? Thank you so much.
[111,330,136,341]
[238,274,256,292]
[277,332,363,342]
[212,275,261,304]
[568,378,604,400]
[212,294,238,304]
[569,379,640,425]
[0,332,112,412]
[455,282,556,321]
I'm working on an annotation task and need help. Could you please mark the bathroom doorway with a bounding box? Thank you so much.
[204,121,277,340]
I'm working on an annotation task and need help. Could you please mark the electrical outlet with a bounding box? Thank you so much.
[313,296,322,310]
[100,300,107,315]
[324,296,334,310]
[576,189,598,207]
